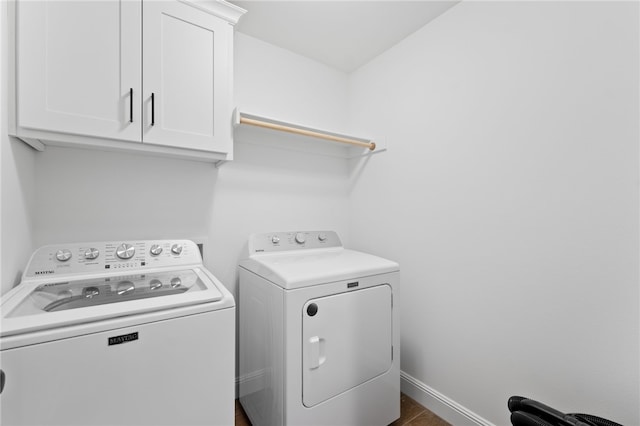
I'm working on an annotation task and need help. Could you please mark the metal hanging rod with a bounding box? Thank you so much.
[236,112,376,151]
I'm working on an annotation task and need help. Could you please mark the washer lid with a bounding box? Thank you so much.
[240,248,399,289]
[0,268,223,337]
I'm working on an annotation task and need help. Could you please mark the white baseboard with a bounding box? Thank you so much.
[235,369,495,425]
[401,371,495,426]
[236,369,265,399]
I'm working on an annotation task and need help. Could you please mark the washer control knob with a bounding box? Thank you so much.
[170,277,182,288]
[116,243,135,260]
[271,235,280,244]
[150,244,163,256]
[149,279,163,290]
[318,233,327,242]
[83,286,100,298]
[84,248,99,260]
[55,249,72,262]
[117,281,135,295]
[295,233,306,244]
[171,244,183,255]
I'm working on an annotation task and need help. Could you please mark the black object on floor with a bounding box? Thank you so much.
[508,396,623,426]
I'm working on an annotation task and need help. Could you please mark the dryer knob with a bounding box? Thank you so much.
[295,233,306,244]
[170,277,182,288]
[55,249,72,262]
[171,244,183,255]
[116,243,135,259]
[271,235,280,244]
[150,244,163,256]
[318,233,327,242]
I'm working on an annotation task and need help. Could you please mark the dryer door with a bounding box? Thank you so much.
[302,284,392,407]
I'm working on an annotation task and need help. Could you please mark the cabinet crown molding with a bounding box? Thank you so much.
[180,0,247,24]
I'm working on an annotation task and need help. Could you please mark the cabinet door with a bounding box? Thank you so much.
[16,1,141,141]
[142,1,232,154]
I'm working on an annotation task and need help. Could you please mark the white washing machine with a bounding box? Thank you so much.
[238,231,400,426]
[0,239,235,426]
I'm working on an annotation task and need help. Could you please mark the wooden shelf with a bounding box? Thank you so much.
[233,110,386,159]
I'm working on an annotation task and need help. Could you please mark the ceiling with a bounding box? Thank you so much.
[228,1,460,73]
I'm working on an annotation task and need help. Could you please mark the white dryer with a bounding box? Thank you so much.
[0,240,235,426]
[239,231,400,426]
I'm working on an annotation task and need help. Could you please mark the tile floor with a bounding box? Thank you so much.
[235,393,450,426]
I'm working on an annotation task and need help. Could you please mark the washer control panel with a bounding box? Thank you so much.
[24,240,201,279]
[249,231,342,254]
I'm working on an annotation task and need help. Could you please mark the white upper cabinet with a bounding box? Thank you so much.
[10,0,245,162]
[15,0,142,142]
[143,1,232,153]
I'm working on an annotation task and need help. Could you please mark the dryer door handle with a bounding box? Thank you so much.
[308,336,326,369]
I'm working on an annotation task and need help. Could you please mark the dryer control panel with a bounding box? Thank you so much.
[24,240,202,279]
[248,231,342,254]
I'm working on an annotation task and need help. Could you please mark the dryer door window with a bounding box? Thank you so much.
[302,284,392,407]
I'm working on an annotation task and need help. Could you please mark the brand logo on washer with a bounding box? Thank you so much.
[108,332,139,346]
[34,270,54,275]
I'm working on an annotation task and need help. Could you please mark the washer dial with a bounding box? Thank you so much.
[84,248,100,260]
[117,281,135,295]
[83,287,99,298]
[295,233,306,244]
[116,243,135,260]
[171,244,183,255]
[150,244,163,256]
[56,249,72,262]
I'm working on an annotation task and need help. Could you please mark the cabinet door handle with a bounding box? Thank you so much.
[129,88,133,123]
[151,93,155,126]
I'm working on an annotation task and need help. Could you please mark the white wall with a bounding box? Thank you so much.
[0,140,36,295]
[348,2,639,425]
[31,146,215,246]
[0,0,37,295]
